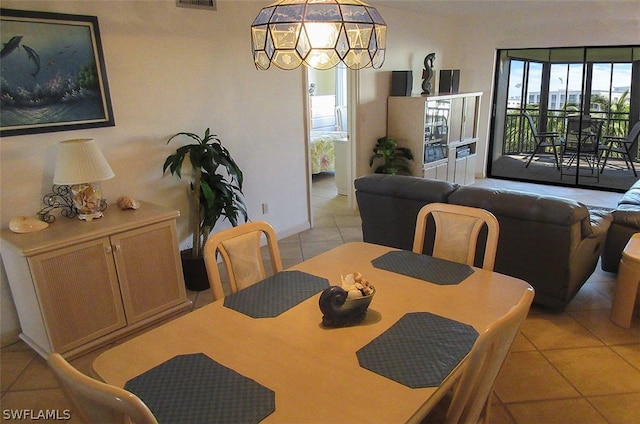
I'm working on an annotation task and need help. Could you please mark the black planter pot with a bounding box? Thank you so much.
[180,249,210,292]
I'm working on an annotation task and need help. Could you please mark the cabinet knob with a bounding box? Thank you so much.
[105,245,112,254]
[114,244,121,253]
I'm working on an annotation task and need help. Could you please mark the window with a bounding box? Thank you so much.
[489,46,640,192]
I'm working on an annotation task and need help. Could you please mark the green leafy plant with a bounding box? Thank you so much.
[163,128,248,258]
[369,136,414,175]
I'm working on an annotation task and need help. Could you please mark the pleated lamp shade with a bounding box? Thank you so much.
[53,139,114,185]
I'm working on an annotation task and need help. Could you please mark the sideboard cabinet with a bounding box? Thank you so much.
[1,201,191,358]
[387,92,482,185]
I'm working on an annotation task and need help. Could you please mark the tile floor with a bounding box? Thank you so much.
[1,174,639,424]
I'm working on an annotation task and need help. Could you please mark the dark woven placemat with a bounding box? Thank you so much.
[371,250,474,285]
[357,312,478,388]
[124,353,275,423]
[223,270,329,318]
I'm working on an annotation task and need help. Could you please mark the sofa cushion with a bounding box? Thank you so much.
[354,174,459,202]
[448,186,591,231]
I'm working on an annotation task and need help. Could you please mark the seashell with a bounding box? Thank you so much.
[9,216,49,233]
[116,196,140,210]
[319,284,375,327]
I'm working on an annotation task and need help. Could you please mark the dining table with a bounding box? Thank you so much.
[92,241,533,423]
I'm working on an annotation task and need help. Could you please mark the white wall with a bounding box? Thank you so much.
[0,0,309,345]
[2,0,639,345]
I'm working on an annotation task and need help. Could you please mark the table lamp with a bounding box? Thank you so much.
[53,138,115,221]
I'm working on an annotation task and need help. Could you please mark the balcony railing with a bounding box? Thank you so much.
[504,109,633,158]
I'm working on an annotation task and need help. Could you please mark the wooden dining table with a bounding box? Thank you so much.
[92,242,532,423]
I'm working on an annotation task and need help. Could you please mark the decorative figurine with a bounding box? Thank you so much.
[421,52,436,95]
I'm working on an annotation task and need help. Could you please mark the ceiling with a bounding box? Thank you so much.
[368,0,640,27]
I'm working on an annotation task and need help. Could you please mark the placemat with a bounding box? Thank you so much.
[356,312,478,388]
[371,250,474,285]
[223,270,329,318]
[124,353,275,423]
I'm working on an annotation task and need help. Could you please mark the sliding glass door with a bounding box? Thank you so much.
[489,46,640,192]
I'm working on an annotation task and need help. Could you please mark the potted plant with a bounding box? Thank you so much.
[163,128,248,291]
[369,136,414,175]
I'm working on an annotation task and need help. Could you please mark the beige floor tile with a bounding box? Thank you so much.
[276,240,303,260]
[505,398,607,424]
[610,344,640,370]
[543,346,640,396]
[494,351,580,403]
[339,226,364,243]
[0,348,37,392]
[301,240,343,259]
[564,282,614,311]
[299,227,344,243]
[9,356,59,391]
[588,392,640,424]
[487,402,515,424]
[510,332,537,352]
[520,312,603,350]
[568,308,640,345]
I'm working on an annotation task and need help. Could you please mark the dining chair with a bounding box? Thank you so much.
[523,112,561,170]
[203,221,283,301]
[599,120,640,177]
[440,287,535,424]
[413,203,499,271]
[47,353,158,424]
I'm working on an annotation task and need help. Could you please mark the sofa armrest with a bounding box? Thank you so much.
[587,210,613,239]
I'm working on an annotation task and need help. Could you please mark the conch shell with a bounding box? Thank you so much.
[9,216,49,233]
[116,196,140,210]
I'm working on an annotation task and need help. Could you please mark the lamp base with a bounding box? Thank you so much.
[71,182,105,221]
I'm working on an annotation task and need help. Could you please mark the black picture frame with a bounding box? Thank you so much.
[0,8,115,137]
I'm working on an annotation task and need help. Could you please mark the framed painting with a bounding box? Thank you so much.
[0,9,115,137]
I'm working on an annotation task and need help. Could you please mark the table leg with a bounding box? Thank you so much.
[610,255,640,329]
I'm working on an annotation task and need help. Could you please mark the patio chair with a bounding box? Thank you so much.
[599,121,640,177]
[523,112,561,170]
[561,115,603,179]
[203,221,283,301]
[47,353,158,424]
[413,203,499,271]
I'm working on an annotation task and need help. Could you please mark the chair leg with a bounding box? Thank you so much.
[600,147,612,174]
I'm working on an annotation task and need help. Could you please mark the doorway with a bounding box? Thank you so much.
[307,64,352,222]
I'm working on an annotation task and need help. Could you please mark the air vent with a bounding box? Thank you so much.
[176,0,216,10]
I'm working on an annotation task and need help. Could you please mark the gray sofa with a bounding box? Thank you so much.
[601,178,640,272]
[355,174,612,309]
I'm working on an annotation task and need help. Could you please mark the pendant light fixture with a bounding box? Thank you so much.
[251,0,387,71]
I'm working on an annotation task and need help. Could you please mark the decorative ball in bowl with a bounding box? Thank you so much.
[319,272,375,327]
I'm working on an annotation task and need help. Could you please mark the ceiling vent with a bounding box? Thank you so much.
[176,0,216,10]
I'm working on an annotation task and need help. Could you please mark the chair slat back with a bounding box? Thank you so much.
[444,288,535,424]
[413,203,499,271]
[204,221,283,300]
[47,353,158,424]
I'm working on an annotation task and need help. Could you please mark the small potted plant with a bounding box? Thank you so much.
[369,136,414,175]
[163,128,248,291]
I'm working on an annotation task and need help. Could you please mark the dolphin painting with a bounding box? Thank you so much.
[1,35,23,58]
[22,44,40,77]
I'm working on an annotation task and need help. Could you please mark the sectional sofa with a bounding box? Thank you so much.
[355,174,613,309]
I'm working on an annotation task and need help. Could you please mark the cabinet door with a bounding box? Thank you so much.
[112,221,186,324]
[28,238,126,353]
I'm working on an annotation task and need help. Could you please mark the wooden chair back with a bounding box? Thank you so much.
[203,221,283,300]
[413,203,499,271]
[47,353,157,424]
[444,287,535,424]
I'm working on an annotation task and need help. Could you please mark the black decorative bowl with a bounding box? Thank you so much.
[319,285,375,328]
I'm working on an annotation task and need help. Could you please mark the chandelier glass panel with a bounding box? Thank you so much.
[251,0,387,70]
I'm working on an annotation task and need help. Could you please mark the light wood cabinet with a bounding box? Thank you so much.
[1,201,191,358]
[387,92,482,185]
